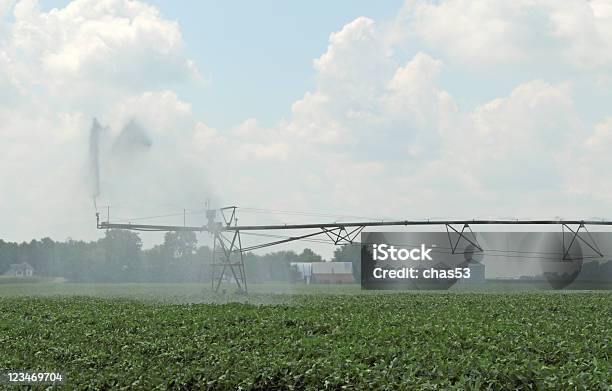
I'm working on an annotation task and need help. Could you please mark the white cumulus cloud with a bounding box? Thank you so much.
[0,0,212,243]
[3,0,201,101]
[400,0,612,71]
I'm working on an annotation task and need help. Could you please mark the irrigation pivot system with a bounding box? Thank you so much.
[96,206,612,293]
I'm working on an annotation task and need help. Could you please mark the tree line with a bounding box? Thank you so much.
[0,229,361,283]
[3,230,611,284]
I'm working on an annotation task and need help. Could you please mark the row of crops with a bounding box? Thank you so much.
[0,293,610,389]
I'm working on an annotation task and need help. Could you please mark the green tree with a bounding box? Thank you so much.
[332,244,361,281]
[297,248,324,263]
[100,229,143,282]
[163,231,197,259]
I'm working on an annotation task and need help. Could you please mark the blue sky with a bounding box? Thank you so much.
[155,1,404,129]
[38,0,404,129]
[33,0,612,131]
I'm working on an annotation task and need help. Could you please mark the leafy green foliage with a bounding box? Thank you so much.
[0,293,610,390]
[162,231,198,259]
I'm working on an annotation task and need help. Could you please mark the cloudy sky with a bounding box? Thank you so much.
[2,0,612,253]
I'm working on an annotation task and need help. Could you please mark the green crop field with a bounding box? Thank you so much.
[0,289,610,390]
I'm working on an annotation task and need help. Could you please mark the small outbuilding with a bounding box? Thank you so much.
[290,262,313,283]
[312,262,354,283]
[3,262,34,277]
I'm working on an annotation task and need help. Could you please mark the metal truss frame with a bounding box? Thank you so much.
[445,224,483,254]
[562,223,603,260]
